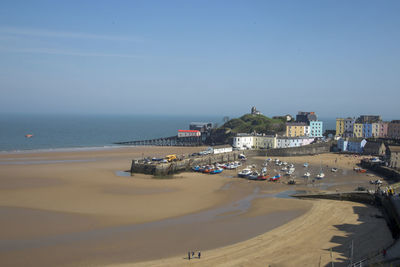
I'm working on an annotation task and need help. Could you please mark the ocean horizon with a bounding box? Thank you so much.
[0,113,338,152]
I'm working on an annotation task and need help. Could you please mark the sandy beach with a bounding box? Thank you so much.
[0,148,394,266]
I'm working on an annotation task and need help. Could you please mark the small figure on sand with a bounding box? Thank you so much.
[188,251,191,260]
[198,251,201,259]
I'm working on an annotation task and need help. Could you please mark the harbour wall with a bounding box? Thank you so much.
[131,151,243,176]
[130,143,332,176]
[360,160,400,182]
[262,142,332,157]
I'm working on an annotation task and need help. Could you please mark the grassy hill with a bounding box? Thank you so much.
[207,114,286,145]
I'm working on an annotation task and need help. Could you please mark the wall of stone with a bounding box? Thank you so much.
[361,161,400,181]
[262,142,331,157]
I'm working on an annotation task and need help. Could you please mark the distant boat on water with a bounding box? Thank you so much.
[25,134,33,138]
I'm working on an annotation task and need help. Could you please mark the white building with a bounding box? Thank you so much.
[233,134,254,150]
[213,145,233,154]
[276,136,315,148]
[177,130,201,138]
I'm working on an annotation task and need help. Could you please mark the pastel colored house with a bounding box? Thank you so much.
[371,123,380,138]
[347,138,367,153]
[337,137,349,152]
[336,118,345,136]
[353,123,363,138]
[378,122,389,138]
[362,123,372,138]
[309,121,323,137]
[253,135,277,149]
[286,122,307,137]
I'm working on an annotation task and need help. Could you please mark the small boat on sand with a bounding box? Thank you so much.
[238,168,252,178]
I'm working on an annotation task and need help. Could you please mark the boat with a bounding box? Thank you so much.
[192,165,200,172]
[288,164,294,168]
[303,172,311,178]
[303,163,309,167]
[25,134,33,138]
[202,166,214,173]
[357,169,367,173]
[257,174,269,180]
[331,168,338,172]
[316,161,324,179]
[210,167,223,174]
[248,171,260,180]
[288,179,296,185]
[261,167,267,173]
[269,174,281,182]
[238,168,252,178]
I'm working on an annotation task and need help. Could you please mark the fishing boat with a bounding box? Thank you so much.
[238,168,252,178]
[331,168,338,172]
[269,174,281,182]
[192,165,200,172]
[248,171,260,180]
[25,134,33,138]
[303,172,311,178]
[257,173,269,180]
[316,161,325,179]
[210,167,223,174]
[303,163,309,167]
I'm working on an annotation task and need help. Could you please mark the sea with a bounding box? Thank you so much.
[0,114,337,153]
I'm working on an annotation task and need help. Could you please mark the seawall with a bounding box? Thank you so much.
[263,142,331,157]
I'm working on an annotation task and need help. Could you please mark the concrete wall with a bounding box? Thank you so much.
[360,160,400,181]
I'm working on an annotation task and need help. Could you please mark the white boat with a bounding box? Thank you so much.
[304,172,310,178]
[261,167,267,173]
[289,164,294,168]
[331,168,338,172]
[238,168,252,178]
[282,162,288,165]
[316,172,325,179]
[303,163,309,167]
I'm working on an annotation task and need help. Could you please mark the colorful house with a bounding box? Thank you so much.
[362,123,372,138]
[353,123,363,138]
[286,122,307,137]
[347,138,367,153]
[336,118,345,136]
[309,121,323,137]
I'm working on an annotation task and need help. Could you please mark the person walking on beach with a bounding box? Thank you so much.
[192,251,195,258]
[198,251,201,259]
[188,251,190,260]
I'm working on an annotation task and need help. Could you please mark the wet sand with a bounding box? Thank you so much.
[0,148,394,266]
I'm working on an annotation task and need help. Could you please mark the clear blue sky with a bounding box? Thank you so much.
[1,0,399,119]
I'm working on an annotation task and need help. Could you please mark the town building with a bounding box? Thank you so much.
[233,134,254,150]
[357,115,382,123]
[253,135,277,149]
[353,123,363,138]
[296,111,317,123]
[309,121,323,137]
[363,141,386,156]
[336,118,345,136]
[378,121,389,138]
[362,123,373,138]
[276,136,314,148]
[386,146,400,169]
[251,106,261,115]
[337,137,367,153]
[177,130,201,138]
[388,120,400,139]
[286,122,307,137]
[344,118,355,137]
[371,123,380,138]
[347,138,367,153]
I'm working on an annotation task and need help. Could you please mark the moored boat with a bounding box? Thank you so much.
[238,168,252,178]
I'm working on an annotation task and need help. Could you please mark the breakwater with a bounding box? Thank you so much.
[116,136,201,146]
[131,151,244,176]
[361,160,400,182]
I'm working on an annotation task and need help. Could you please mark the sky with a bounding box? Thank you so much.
[0,0,399,119]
